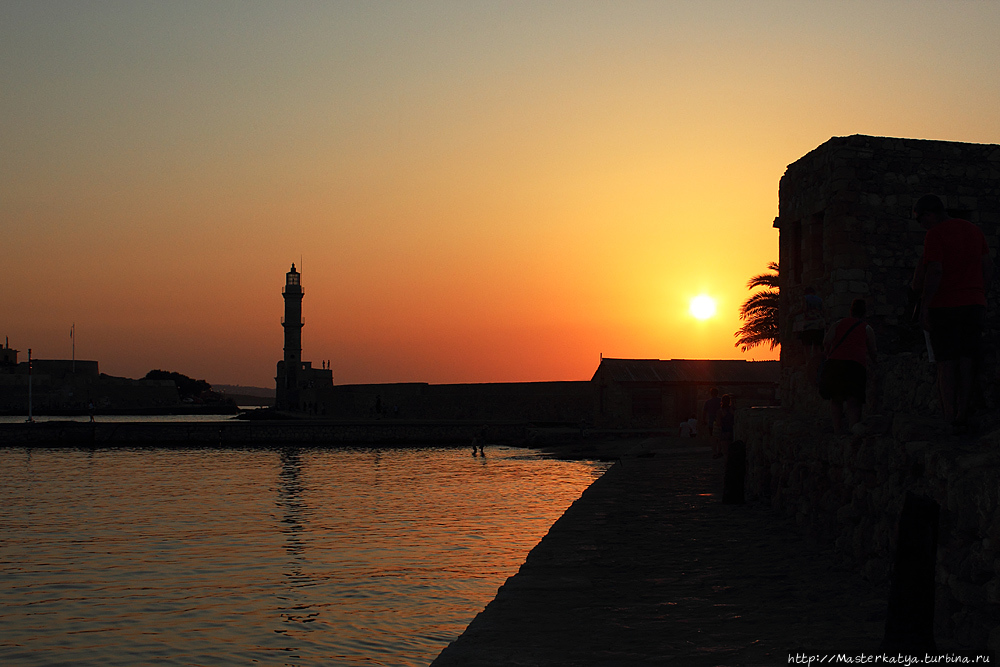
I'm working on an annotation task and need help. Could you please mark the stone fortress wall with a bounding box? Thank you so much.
[737,135,1000,652]
[777,135,999,418]
[739,408,1000,651]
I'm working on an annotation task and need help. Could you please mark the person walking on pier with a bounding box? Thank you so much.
[821,298,877,434]
[702,387,720,437]
[715,394,735,458]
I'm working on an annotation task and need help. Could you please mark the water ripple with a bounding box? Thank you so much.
[1,445,608,666]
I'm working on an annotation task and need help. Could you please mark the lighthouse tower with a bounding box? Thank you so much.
[276,263,304,410]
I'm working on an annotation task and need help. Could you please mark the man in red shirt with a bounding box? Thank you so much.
[822,299,878,434]
[911,194,994,434]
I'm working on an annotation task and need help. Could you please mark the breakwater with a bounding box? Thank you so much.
[0,420,530,447]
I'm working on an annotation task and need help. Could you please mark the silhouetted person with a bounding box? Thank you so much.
[471,426,485,455]
[88,400,95,423]
[722,439,746,504]
[822,299,877,434]
[702,387,720,438]
[911,194,993,434]
[716,394,735,458]
[792,286,826,352]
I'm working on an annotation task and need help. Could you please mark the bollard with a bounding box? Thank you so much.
[881,491,939,653]
[722,439,746,504]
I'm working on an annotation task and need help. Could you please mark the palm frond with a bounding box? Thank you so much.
[745,262,780,290]
[738,291,778,318]
[734,262,780,352]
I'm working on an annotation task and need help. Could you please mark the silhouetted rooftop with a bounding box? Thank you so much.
[592,358,779,384]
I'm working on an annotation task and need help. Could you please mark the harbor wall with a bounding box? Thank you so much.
[314,381,593,423]
[0,420,532,448]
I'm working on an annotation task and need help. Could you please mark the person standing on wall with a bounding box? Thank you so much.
[822,299,878,435]
[716,394,736,457]
[792,286,826,352]
[702,387,720,434]
[911,194,993,435]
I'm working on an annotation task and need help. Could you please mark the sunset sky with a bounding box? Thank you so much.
[3,1,999,388]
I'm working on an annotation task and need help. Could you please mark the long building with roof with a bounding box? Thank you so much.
[591,357,780,428]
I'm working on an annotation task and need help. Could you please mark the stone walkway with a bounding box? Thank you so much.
[430,436,887,666]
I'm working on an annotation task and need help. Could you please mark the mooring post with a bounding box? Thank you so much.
[722,439,746,504]
[881,491,939,653]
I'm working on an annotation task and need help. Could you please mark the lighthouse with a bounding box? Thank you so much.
[274,263,333,413]
[277,263,304,410]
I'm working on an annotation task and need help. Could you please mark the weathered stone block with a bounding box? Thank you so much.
[833,268,866,281]
[837,502,862,524]
[949,575,987,606]
[863,557,890,583]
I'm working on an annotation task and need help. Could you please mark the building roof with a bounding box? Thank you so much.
[796,134,999,164]
[774,134,1000,230]
[592,358,779,384]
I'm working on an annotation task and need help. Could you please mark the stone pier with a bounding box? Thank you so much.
[431,436,888,665]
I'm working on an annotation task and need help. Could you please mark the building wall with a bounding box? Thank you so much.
[276,361,333,413]
[595,380,778,429]
[23,360,100,379]
[776,135,1000,417]
[0,371,179,413]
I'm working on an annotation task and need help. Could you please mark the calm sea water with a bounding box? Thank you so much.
[0,446,609,666]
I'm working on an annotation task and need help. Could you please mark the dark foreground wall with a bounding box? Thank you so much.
[737,407,1000,653]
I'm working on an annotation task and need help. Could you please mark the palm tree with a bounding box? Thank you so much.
[734,261,779,352]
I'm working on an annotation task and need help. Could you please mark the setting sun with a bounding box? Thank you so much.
[689,295,717,320]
